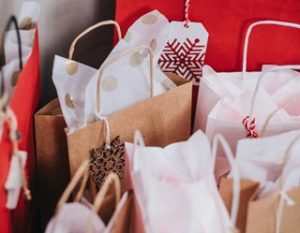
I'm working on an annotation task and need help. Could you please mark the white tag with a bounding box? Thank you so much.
[5,151,27,209]
[158,21,208,86]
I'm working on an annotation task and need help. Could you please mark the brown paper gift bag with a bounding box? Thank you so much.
[220,134,300,233]
[34,98,70,229]
[67,45,192,177]
[35,21,123,230]
[46,160,132,233]
[246,134,300,233]
[219,178,260,233]
[246,187,300,233]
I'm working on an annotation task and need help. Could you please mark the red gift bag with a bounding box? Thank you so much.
[115,0,300,126]
[116,0,300,71]
[0,17,40,233]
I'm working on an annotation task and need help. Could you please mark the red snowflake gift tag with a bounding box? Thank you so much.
[158,21,208,86]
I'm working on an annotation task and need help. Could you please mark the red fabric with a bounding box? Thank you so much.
[115,0,300,72]
[0,28,40,233]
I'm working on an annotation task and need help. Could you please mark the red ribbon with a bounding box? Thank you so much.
[242,116,259,138]
[184,0,190,28]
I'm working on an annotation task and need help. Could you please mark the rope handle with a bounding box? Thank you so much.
[68,20,122,60]
[55,160,89,213]
[211,134,240,231]
[243,65,300,137]
[96,45,154,115]
[242,20,300,75]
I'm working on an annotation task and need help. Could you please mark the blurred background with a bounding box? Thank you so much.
[0,0,116,105]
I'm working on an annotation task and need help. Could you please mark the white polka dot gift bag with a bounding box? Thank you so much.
[48,11,193,178]
[125,130,240,233]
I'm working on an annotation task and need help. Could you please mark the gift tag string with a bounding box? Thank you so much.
[96,115,111,148]
[184,0,190,28]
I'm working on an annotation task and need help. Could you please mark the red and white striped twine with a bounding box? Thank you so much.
[242,116,259,138]
[184,0,190,28]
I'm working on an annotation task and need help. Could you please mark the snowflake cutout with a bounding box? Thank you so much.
[158,38,205,84]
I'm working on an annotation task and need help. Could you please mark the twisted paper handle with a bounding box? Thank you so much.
[69,20,122,60]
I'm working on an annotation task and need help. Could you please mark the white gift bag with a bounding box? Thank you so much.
[194,20,300,177]
[229,130,300,233]
[224,131,300,233]
[125,130,240,233]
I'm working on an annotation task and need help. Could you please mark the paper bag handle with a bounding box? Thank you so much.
[242,20,300,75]
[0,16,23,97]
[245,65,300,133]
[96,45,154,115]
[55,160,89,213]
[68,20,122,60]
[92,172,121,212]
[83,173,121,233]
[260,96,297,137]
[211,134,240,231]
[273,135,299,233]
